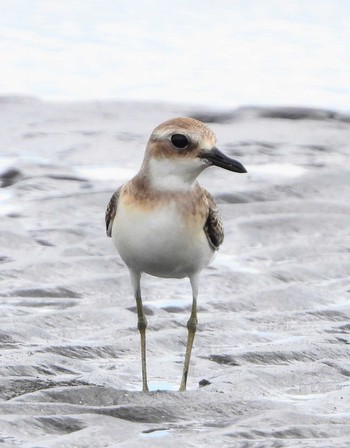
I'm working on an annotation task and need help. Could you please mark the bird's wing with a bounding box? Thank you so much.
[105,187,121,237]
[203,189,224,250]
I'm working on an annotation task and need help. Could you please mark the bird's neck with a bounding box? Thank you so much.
[137,157,204,193]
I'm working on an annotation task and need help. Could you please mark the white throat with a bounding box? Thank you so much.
[147,157,207,192]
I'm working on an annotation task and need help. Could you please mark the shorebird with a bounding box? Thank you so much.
[105,117,247,392]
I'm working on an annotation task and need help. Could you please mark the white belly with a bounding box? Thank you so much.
[112,201,214,278]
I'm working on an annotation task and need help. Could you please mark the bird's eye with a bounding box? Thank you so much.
[171,134,190,149]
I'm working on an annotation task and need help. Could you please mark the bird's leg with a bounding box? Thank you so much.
[130,270,149,392]
[179,274,199,392]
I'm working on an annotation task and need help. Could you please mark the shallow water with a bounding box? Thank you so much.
[2,1,350,110]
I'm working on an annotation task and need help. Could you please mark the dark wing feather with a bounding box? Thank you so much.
[105,188,121,237]
[203,189,224,250]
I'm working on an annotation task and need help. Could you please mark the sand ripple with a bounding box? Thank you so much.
[0,98,349,447]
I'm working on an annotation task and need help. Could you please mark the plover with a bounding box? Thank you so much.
[106,117,247,391]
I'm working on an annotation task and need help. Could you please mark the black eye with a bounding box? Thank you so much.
[171,133,190,149]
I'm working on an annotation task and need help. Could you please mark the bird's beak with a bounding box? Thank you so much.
[200,147,247,173]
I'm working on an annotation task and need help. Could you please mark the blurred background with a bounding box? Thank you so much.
[1,0,350,110]
[1,2,350,445]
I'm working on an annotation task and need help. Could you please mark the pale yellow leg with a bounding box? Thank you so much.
[130,270,149,392]
[179,275,199,392]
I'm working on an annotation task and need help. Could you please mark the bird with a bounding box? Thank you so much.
[105,117,247,392]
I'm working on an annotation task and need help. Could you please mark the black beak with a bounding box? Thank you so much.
[200,147,247,173]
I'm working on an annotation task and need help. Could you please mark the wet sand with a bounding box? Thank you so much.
[0,96,350,447]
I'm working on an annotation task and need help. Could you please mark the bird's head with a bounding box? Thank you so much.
[141,117,246,191]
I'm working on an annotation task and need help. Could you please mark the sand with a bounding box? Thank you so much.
[0,96,350,447]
